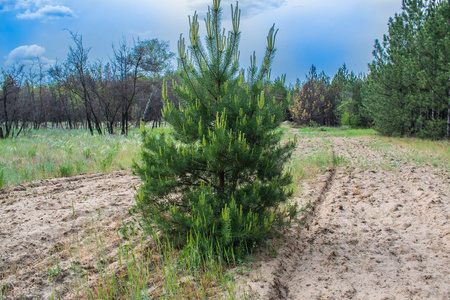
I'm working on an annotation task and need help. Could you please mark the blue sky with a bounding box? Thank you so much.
[0,0,402,84]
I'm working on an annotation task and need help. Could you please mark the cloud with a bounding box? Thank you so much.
[0,0,14,12]
[0,0,53,11]
[4,45,51,66]
[17,4,76,20]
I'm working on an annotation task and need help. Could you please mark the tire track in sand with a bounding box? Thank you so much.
[241,136,449,299]
[268,167,336,300]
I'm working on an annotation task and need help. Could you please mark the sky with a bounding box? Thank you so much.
[0,0,403,84]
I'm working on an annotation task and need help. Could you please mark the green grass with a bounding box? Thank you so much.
[43,212,238,300]
[287,125,449,172]
[296,126,377,138]
[0,126,170,187]
[373,136,450,171]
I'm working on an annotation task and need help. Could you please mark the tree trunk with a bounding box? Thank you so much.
[121,106,126,135]
[219,171,225,192]
[142,90,155,122]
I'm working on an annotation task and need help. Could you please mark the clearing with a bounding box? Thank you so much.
[0,129,449,299]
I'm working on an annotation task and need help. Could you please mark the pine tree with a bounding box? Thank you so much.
[363,0,449,138]
[363,1,422,136]
[415,0,450,138]
[133,0,296,255]
[331,65,367,127]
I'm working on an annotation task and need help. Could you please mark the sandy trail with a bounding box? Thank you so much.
[242,134,450,299]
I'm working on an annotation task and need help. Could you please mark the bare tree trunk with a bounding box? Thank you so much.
[142,90,155,122]
[121,105,126,135]
[2,90,10,138]
[84,98,94,135]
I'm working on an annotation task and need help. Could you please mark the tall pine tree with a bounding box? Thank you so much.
[363,0,449,138]
[133,0,295,254]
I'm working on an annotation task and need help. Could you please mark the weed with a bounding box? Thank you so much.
[46,264,61,281]
[333,154,346,166]
[28,145,37,158]
[100,153,113,172]
[0,168,4,190]
[82,147,92,159]
[58,164,73,177]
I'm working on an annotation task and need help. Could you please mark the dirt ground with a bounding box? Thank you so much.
[238,133,450,299]
[0,133,449,299]
[0,171,141,299]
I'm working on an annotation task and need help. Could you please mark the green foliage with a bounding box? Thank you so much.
[133,0,296,259]
[331,64,369,128]
[363,0,449,139]
[58,164,73,177]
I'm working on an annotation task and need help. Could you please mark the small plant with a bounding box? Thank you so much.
[332,154,346,166]
[100,152,113,172]
[118,220,136,240]
[82,147,92,159]
[0,168,5,189]
[59,164,73,177]
[45,264,61,281]
[27,145,37,158]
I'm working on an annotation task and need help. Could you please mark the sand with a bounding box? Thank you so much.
[0,171,140,299]
[238,134,450,299]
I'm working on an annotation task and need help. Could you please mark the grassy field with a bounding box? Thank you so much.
[1,124,448,188]
[0,127,173,188]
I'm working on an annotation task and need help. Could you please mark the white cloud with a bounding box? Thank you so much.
[17,4,76,20]
[15,0,55,9]
[0,0,14,12]
[4,45,52,66]
[0,0,54,11]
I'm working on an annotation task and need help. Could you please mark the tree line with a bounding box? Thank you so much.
[0,32,177,138]
[288,0,449,139]
[289,64,369,128]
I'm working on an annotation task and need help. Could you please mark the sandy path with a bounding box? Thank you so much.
[242,135,450,299]
[0,171,140,299]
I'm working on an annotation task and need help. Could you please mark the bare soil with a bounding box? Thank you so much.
[0,171,141,299]
[238,134,450,299]
[0,134,449,299]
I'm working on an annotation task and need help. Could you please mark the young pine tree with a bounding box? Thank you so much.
[133,0,296,256]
